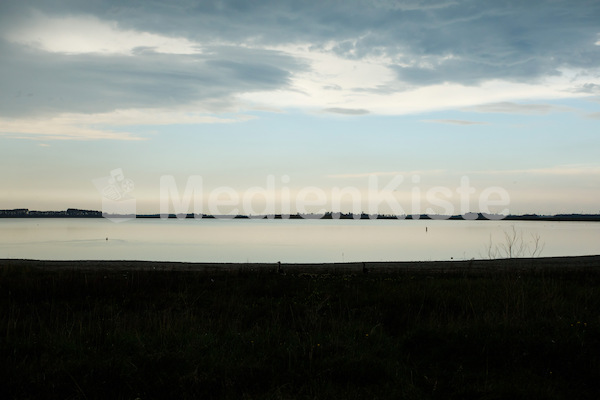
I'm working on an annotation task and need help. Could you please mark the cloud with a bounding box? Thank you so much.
[463,102,570,115]
[0,0,599,139]
[0,38,306,119]
[572,83,600,94]
[472,165,600,176]
[0,126,141,141]
[327,170,446,179]
[0,115,144,141]
[3,11,200,55]
[5,1,599,86]
[0,109,253,141]
[322,107,370,115]
[586,112,600,119]
[393,57,561,87]
[425,119,486,125]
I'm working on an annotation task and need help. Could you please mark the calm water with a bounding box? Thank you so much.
[0,218,598,263]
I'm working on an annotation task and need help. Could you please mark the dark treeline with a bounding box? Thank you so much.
[2,208,600,221]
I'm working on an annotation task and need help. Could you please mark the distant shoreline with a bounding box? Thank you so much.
[3,255,600,273]
[1,208,600,221]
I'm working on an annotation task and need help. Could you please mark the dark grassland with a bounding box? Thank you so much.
[2,261,600,399]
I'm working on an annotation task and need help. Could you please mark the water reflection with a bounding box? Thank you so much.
[0,218,598,263]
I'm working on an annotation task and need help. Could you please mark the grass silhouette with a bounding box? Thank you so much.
[2,260,600,399]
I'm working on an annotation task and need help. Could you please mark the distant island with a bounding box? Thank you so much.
[1,208,599,221]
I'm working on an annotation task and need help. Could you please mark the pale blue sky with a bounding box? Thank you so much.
[0,0,599,215]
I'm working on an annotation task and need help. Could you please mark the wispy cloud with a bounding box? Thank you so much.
[322,107,370,115]
[329,165,600,181]
[570,83,600,94]
[586,112,600,120]
[4,11,201,55]
[326,170,446,179]
[471,165,600,176]
[424,119,486,125]
[463,102,570,115]
[0,109,252,141]
[0,125,143,141]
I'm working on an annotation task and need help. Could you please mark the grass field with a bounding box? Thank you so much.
[2,258,600,399]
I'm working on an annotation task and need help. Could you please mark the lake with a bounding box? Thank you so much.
[0,218,598,263]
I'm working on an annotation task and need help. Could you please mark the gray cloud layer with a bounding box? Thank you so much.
[1,0,599,118]
[464,102,570,115]
[426,119,486,125]
[323,108,370,115]
[0,39,305,117]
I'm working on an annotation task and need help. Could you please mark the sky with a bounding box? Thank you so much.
[0,0,599,216]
